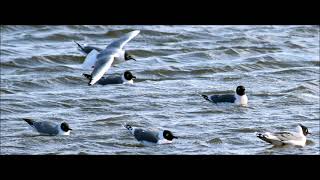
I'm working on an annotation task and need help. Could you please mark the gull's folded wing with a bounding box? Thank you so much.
[273,132,300,141]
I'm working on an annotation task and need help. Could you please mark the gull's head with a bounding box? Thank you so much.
[123,70,136,81]
[236,85,246,96]
[61,122,72,132]
[163,130,178,141]
[298,124,311,136]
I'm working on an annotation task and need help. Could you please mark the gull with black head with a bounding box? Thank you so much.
[201,85,248,106]
[257,124,311,147]
[23,118,72,136]
[83,70,136,85]
[123,124,178,145]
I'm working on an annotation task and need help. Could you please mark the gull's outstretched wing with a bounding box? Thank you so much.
[88,49,117,86]
[81,49,100,70]
[105,30,140,50]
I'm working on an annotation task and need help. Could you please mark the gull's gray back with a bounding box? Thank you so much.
[209,94,236,103]
[134,129,159,143]
[273,132,302,141]
[98,76,123,85]
[34,121,59,135]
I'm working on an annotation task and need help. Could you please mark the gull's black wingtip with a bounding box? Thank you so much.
[83,73,92,80]
[202,94,209,101]
[256,133,265,139]
[74,41,86,53]
[23,118,34,126]
[74,40,81,48]
[82,73,93,86]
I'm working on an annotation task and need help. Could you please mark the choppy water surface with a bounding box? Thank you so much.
[0,25,319,155]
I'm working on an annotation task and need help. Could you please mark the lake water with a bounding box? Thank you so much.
[0,25,319,155]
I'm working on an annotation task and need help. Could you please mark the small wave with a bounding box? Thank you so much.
[206,138,223,144]
[229,128,259,133]
[0,89,15,95]
[12,80,48,89]
[280,85,316,94]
